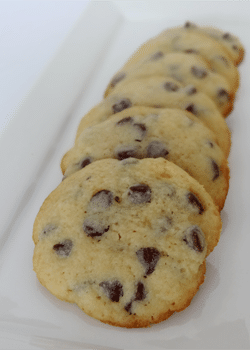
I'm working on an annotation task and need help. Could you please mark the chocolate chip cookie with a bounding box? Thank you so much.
[105,52,234,116]
[33,158,222,327]
[84,76,230,156]
[62,106,229,210]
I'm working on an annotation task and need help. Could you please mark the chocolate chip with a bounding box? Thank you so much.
[185,49,199,54]
[90,190,113,210]
[134,123,147,140]
[124,282,147,314]
[99,280,123,302]
[136,247,160,276]
[128,184,151,204]
[191,66,208,79]
[183,226,205,252]
[146,141,169,158]
[83,218,110,237]
[163,81,180,92]
[211,160,220,181]
[184,21,196,29]
[185,103,198,115]
[42,224,57,235]
[232,44,239,51]
[185,85,197,95]
[110,72,126,87]
[124,301,133,314]
[53,239,73,257]
[222,32,232,41]
[114,196,121,203]
[208,141,214,148]
[116,146,138,160]
[80,157,91,169]
[150,51,164,60]
[187,192,204,214]
[217,88,230,102]
[134,281,147,301]
[112,98,132,114]
[116,116,133,125]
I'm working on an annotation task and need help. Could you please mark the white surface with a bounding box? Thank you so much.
[0,0,90,134]
[0,1,250,349]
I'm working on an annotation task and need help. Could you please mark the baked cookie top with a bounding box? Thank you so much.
[171,21,244,66]
[87,76,230,157]
[62,107,229,210]
[33,158,222,327]
[114,25,239,92]
[105,52,233,116]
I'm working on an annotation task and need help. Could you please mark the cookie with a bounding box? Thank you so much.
[176,22,244,66]
[33,158,222,328]
[113,25,240,92]
[105,52,234,116]
[84,76,230,157]
[62,106,229,210]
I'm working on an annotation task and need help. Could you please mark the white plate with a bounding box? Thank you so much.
[0,1,250,349]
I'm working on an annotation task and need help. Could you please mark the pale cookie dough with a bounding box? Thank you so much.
[62,107,229,210]
[33,158,222,328]
[105,52,234,116]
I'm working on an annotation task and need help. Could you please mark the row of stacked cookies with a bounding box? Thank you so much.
[33,22,244,328]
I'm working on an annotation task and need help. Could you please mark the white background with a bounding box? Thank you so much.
[0,1,250,349]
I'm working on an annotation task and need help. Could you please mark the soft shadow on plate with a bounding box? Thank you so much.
[146,318,250,349]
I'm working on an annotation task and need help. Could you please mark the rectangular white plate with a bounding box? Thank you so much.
[0,1,250,349]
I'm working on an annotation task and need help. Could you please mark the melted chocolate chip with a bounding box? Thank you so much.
[124,282,147,314]
[80,157,91,169]
[124,301,133,314]
[134,123,147,140]
[191,66,208,79]
[187,192,204,214]
[186,86,197,95]
[112,98,132,114]
[135,281,147,301]
[110,72,126,87]
[53,239,73,257]
[146,141,169,158]
[90,190,113,210]
[185,49,199,54]
[183,226,205,252]
[114,196,121,203]
[184,21,196,29]
[150,51,164,60]
[163,81,180,92]
[217,88,230,102]
[128,184,151,204]
[83,218,110,237]
[222,32,232,41]
[116,146,138,160]
[136,247,160,276]
[99,280,123,302]
[116,116,133,125]
[185,103,198,115]
[211,160,220,181]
